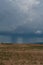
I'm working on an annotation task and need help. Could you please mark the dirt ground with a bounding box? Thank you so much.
[0,44,43,65]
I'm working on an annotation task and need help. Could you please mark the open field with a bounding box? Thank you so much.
[0,44,43,65]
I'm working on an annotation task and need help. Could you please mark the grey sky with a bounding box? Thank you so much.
[0,0,43,33]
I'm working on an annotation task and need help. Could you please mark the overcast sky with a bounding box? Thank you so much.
[0,0,43,33]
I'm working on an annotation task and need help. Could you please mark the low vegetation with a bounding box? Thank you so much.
[0,44,43,65]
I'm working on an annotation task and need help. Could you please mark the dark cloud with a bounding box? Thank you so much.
[0,0,43,33]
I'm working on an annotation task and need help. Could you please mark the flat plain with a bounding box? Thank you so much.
[0,43,43,65]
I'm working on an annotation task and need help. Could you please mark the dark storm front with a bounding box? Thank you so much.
[0,32,43,43]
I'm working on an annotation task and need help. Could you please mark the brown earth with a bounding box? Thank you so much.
[0,44,43,65]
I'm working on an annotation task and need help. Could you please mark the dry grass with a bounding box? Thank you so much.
[0,44,43,65]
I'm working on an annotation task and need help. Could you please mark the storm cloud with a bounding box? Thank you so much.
[0,0,43,33]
